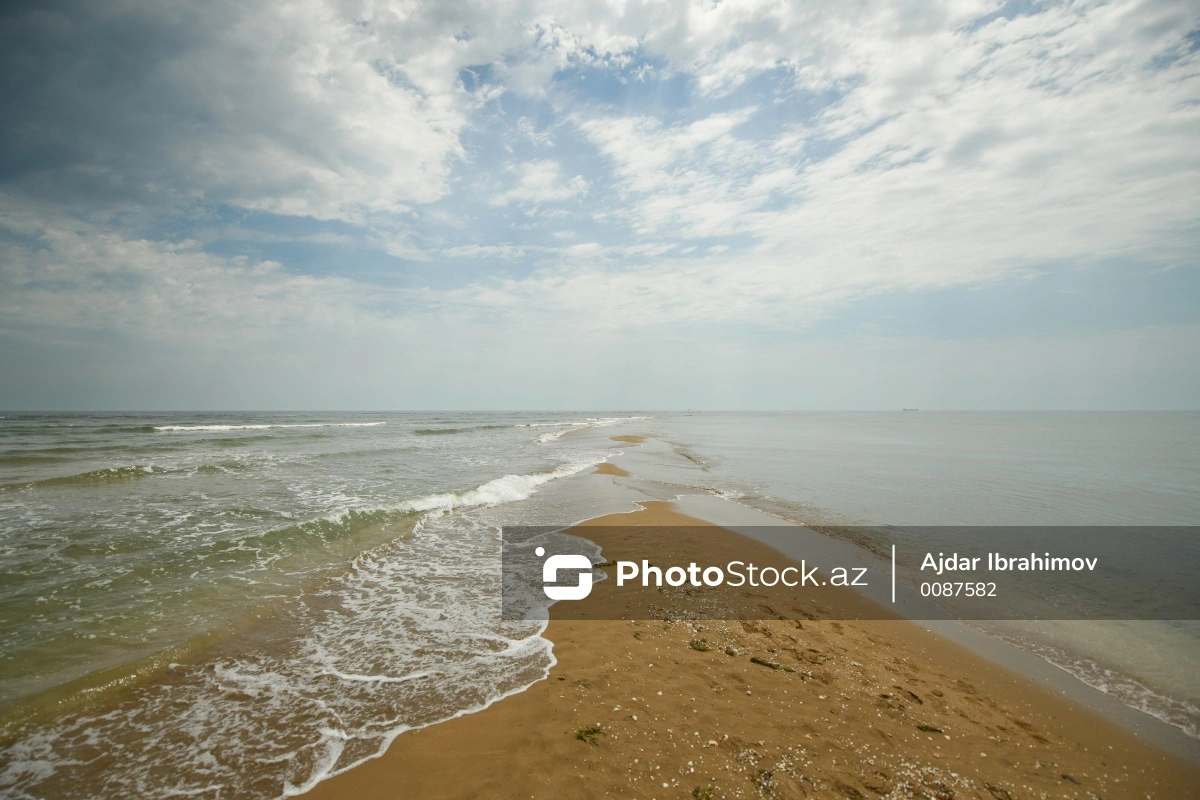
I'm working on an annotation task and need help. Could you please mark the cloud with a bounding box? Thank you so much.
[516,117,555,147]
[441,244,531,260]
[491,160,588,206]
[554,0,1200,323]
[0,199,390,345]
[0,0,1197,407]
[0,1,502,222]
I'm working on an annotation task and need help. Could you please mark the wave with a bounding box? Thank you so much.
[0,454,76,466]
[187,462,598,573]
[4,458,267,489]
[535,416,648,443]
[537,428,581,443]
[155,422,387,432]
[193,461,255,475]
[381,462,593,517]
[4,465,155,490]
[4,444,132,456]
[216,462,596,556]
[517,422,591,428]
[212,434,279,447]
[412,425,510,436]
[89,425,160,433]
[168,464,589,561]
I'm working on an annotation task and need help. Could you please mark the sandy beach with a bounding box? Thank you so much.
[305,485,1200,797]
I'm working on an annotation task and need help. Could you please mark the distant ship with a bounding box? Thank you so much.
[902,408,919,411]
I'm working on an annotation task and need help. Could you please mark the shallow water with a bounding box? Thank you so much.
[647,411,1200,740]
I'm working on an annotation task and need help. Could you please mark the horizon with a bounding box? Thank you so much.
[4,408,1198,413]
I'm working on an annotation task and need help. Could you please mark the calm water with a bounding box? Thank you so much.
[648,411,1200,740]
[1,411,1197,797]
[651,411,1200,527]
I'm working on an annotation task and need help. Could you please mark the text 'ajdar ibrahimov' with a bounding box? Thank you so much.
[922,552,1099,576]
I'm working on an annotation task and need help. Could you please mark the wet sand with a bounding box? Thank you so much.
[593,462,631,477]
[305,503,1200,798]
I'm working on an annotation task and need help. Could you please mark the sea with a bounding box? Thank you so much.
[0,411,1197,798]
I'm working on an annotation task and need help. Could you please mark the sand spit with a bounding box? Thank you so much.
[305,499,1199,799]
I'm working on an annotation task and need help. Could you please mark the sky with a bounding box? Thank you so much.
[0,0,1197,410]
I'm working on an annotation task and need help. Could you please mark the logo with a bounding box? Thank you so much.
[536,546,593,600]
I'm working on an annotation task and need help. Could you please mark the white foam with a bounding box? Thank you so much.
[519,421,590,428]
[298,623,557,796]
[320,668,431,684]
[535,416,648,443]
[394,463,593,516]
[281,730,347,798]
[537,428,576,443]
[166,784,231,797]
[155,422,387,432]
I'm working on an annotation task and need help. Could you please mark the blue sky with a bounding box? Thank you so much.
[0,0,1197,409]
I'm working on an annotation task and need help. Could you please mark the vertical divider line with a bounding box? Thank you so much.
[891,545,896,604]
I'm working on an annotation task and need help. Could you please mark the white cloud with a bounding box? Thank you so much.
[0,200,391,345]
[1,0,1198,407]
[441,244,530,260]
[195,228,357,247]
[491,160,589,206]
[555,0,1200,323]
[516,117,555,147]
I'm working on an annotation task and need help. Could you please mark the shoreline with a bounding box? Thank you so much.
[5,418,1197,799]
[303,490,1200,797]
[667,493,1200,763]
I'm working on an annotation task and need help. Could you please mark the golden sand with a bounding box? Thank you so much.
[305,502,1199,799]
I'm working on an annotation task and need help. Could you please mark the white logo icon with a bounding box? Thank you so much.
[536,546,593,600]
